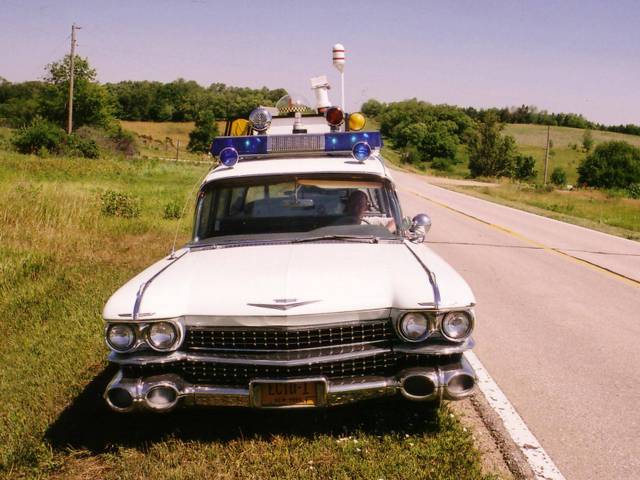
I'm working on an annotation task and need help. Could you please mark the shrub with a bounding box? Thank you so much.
[550,167,567,186]
[512,155,537,181]
[188,111,219,153]
[163,200,183,219]
[100,190,140,218]
[431,157,455,171]
[65,134,99,158]
[11,118,65,154]
[577,141,640,188]
[628,183,640,199]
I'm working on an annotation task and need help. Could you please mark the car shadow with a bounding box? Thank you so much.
[45,366,441,454]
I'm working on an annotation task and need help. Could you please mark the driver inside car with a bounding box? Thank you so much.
[345,190,396,232]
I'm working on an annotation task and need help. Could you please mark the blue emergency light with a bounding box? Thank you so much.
[210,131,382,159]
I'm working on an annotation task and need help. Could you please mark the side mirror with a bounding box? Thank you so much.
[406,213,431,243]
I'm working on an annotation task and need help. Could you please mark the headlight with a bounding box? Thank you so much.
[147,322,178,351]
[107,324,136,352]
[399,312,429,341]
[441,311,474,342]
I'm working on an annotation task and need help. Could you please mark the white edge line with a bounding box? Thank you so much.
[464,351,566,480]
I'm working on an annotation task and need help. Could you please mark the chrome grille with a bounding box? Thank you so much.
[184,321,394,351]
[124,352,397,387]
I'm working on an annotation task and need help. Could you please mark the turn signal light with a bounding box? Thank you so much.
[348,112,366,131]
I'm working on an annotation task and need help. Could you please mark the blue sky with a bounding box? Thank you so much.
[1,0,639,124]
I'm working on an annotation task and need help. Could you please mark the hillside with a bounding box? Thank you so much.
[503,124,640,184]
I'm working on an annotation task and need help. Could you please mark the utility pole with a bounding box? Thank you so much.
[543,125,550,185]
[67,23,81,134]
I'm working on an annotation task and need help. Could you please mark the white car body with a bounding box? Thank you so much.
[103,134,478,413]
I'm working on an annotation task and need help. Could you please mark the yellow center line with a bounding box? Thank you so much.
[403,187,640,289]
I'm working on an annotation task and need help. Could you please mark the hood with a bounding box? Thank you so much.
[103,242,474,320]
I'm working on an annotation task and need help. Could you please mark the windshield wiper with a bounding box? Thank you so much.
[292,235,380,244]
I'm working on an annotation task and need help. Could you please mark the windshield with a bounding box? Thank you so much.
[193,174,403,243]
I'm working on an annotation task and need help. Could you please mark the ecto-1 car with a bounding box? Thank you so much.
[102,105,477,412]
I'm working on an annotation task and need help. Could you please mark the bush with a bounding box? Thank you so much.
[65,134,99,158]
[550,167,567,186]
[431,157,455,171]
[628,183,640,199]
[100,190,140,218]
[512,155,537,181]
[188,111,219,153]
[577,141,640,188]
[163,200,183,219]
[11,118,65,154]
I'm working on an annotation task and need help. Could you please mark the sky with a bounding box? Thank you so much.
[1,0,639,125]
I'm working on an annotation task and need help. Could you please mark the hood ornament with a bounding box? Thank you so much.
[247,298,320,311]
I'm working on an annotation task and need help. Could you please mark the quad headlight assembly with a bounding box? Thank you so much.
[104,318,183,353]
[395,308,474,343]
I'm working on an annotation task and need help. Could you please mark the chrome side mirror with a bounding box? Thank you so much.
[406,213,431,243]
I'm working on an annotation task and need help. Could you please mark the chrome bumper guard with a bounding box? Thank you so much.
[104,356,477,412]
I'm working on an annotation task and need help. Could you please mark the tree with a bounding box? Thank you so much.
[512,155,537,181]
[361,99,384,118]
[40,54,113,129]
[398,121,459,163]
[44,55,97,84]
[188,111,218,153]
[582,129,594,152]
[467,113,518,177]
[577,141,640,188]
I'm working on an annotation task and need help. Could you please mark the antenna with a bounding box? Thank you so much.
[169,161,215,258]
[332,43,345,111]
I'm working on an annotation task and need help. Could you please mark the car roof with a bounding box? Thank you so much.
[202,154,393,185]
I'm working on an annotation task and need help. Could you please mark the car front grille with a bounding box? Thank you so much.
[183,320,394,351]
[123,352,398,386]
[121,353,460,387]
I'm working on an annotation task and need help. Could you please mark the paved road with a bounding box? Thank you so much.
[393,168,640,480]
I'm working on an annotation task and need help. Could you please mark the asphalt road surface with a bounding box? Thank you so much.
[393,168,640,480]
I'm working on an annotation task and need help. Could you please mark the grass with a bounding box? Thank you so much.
[451,182,640,240]
[0,149,497,479]
[503,124,640,185]
[119,120,205,162]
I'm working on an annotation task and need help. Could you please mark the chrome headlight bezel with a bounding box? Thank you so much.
[440,310,475,342]
[146,321,180,352]
[398,312,431,342]
[104,318,184,353]
[105,323,137,352]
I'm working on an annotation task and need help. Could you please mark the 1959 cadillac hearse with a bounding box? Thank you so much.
[102,106,477,412]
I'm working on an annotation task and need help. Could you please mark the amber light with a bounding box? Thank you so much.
[325,106,344,127]
[348,112,366,131]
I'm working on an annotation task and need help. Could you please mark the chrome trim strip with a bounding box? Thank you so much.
[394,337,475,355]
[403,242,441,308]
[109,344,391,367]
[132,250,189,321]
[182,308,392,328]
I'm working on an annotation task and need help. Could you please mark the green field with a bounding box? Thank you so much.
[119,120,204,162]
[503,124,640,185]
[0,149,497,479]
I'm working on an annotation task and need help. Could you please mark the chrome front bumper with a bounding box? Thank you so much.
[104,355,476,412]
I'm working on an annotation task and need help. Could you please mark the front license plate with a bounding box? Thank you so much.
[257,381,320,407]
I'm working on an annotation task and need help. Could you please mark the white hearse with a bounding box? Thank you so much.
[102,106,477,412]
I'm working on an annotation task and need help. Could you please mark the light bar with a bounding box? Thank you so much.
[210,131,382,157]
